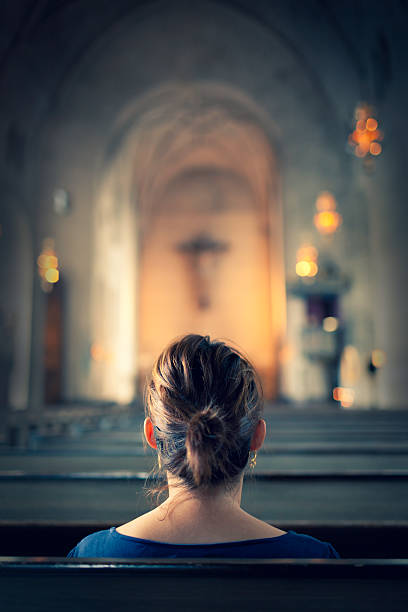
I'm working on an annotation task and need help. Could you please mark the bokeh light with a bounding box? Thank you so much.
[315,191,336,212]
[45,268,59,283]
[297,245,318,260]
[349,104,383,160]
[37,238,60,290]
[370,142,382,156]
[296,261,311,277]
[333,386,355,408]
[366,118,378,131]
[314,210,342,235]
[314,191,342,236]
[323,316,338,332]
[371,349,386,369]
[296,245,318,277]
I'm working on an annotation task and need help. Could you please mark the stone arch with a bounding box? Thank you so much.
[32,0,352,402]
[91,82,286,399]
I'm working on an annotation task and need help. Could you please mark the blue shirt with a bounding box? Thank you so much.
[67,527,340,559]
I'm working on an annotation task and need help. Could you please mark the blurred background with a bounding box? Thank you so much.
[0,0,408,529]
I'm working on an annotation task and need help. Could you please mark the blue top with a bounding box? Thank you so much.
[67,527,340,559]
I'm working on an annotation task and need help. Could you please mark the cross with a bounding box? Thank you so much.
[177,233,229,309]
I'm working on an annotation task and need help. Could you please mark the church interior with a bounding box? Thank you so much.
[1,1,408,603]
[1,0,408,418]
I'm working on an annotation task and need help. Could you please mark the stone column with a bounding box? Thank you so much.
[361,73,408,408]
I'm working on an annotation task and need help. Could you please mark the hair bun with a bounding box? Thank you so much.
[189,407,224,440]
[185,407,226,486]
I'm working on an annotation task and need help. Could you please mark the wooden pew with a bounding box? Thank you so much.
[1,521,407,558]
[1,557,407,612]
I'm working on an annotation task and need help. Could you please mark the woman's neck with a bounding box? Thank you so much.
[116,473,285,543]
[163,474,244,516]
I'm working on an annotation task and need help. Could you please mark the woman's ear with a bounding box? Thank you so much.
[250,419,266,451]
[144,417,158,450]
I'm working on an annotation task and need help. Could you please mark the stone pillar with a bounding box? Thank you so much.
[361,77,408,408]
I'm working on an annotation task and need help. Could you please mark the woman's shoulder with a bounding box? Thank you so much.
[67,527,339,559]
[275,530,340,558]
[67,528,117,558]
[223,530,339,558]
[212,530,339,559]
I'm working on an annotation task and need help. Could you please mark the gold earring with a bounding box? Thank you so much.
[249,450,257,469]
[158,454,162,469]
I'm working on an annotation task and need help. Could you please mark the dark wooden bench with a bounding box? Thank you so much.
[1,557,408,612]
[1,521,408,558]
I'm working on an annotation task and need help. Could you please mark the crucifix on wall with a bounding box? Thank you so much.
[176,232,229,309]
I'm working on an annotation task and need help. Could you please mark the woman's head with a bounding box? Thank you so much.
[144,334,264,492]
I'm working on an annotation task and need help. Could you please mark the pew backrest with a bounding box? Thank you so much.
[2,520,408,558]
[1,557,408,612]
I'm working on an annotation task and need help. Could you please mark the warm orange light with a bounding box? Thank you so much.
[37,254,48,268]
[350,105,382,159]
[371,349,386,368]
[314,192,341,235]
[47,255,58,269]
[360,143,371,156]
[279,344,295,363]
[316,191,336,212]
[297,246,318,261]
[317,211,335,227]
[314,210,342,235]
[91,343,105,362]
[360,131,371,145]
[308,261,318,276]
[366,118,378,131]
[38,254,58,269]
[370,142,382,156]
[333,386,355,407]
[296,260,318,278]
[45,268,59,283]
[352,130,360,143]
[296,261,311,277]
[37,239,60,287]
[296,244,319,277]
